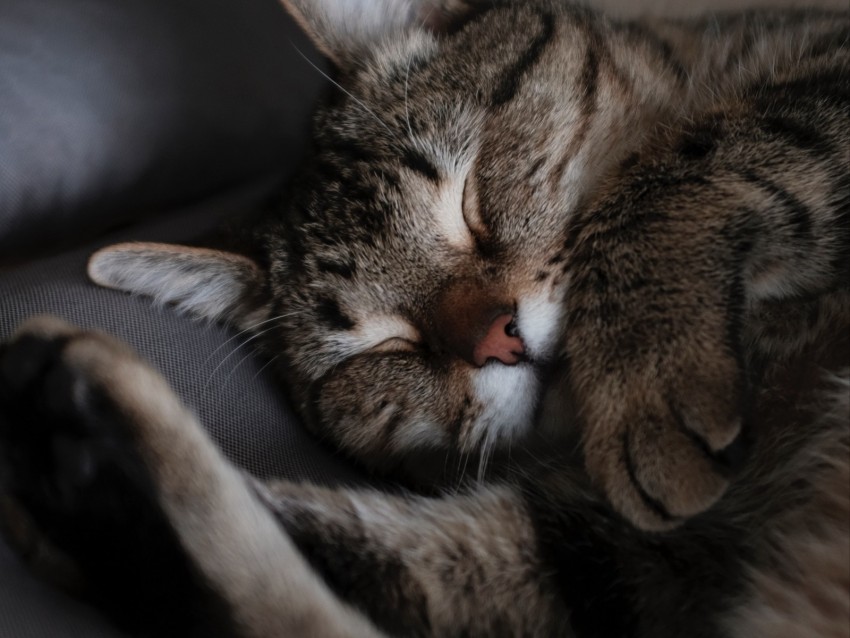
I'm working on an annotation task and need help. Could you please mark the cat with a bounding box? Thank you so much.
[0,0,848,636]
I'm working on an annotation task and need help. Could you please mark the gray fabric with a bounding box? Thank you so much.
[0,0,327,263]
[0,539,126,638]
[0,186,367,636]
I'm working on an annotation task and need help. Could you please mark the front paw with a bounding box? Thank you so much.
[0,317,154,561]
[579,353,750,531]
[0,317,225,634]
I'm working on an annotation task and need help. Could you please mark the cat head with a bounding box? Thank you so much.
[90,0,639,470]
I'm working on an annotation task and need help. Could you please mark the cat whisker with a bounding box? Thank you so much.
[252,354,281,382]
[404,52,414,139]
[200,313,294,371]
[416,3,436,30]
[452,450,472,496]
[201,326,279,399]
[476,431,496,484]
[220,348,272,392]
[291,43,400,143]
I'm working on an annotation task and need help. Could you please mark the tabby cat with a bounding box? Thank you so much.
[0,0,848,636]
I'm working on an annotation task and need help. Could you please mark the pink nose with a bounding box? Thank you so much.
[472,314,525,367]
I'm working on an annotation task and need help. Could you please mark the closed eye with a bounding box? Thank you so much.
[369,337,421,354]
[461,176,489,243]
[355,316,422,355]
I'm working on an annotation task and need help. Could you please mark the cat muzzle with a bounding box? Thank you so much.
[429,278,525,367]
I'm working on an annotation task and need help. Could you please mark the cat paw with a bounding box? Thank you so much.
[580,360,750,531]
[0,317,155,562]
[0,317,224,632]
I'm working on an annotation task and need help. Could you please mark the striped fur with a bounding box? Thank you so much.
[1,1,848,637]
[261,1,850,528]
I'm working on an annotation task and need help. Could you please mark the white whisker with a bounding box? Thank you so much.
[253,354,281,382]
[404,52,414,139]
[220,348,271,390]
[291,43,399,141]
[200,313,295,371]
[201,326,279,398]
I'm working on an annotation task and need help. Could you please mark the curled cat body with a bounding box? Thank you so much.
[0,1,848,637]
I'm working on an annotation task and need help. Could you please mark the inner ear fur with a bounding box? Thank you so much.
[279,0,485,66]
[88,242,269,329]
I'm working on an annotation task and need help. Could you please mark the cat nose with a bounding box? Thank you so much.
[472,314,524,367]
[429,278,525,367]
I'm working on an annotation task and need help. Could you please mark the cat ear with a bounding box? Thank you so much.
[88,243,269,330]
[281,0,481,65]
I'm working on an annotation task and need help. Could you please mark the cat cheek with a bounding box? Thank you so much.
[313,353,459,452]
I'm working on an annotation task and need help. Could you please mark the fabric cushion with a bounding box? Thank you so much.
[0,0,326,263]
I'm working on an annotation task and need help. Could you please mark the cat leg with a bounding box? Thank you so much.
[0,316,385,638]
[565,200,751,532]
[565,69,849,530]
[251,480,569,637]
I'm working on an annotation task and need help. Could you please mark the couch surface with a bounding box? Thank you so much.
[0,0,323,265]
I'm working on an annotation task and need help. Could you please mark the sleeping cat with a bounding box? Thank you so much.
[0,0,848,636]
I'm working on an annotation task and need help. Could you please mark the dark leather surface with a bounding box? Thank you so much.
[0,0,327,263]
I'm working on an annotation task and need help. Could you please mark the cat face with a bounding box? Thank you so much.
[264,4,583,463]
[89,0,678,472]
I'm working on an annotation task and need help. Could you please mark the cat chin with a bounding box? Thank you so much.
[470,362,540,446]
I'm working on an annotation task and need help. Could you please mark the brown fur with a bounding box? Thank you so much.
[0,1,848,636]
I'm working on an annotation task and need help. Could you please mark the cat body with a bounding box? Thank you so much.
[261,1,850,528]
[0,1,848,637]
